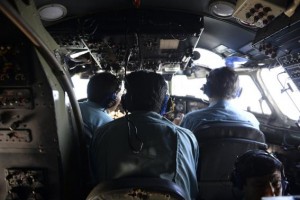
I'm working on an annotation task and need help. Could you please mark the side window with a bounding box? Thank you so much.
[261,67,300,121]
[71,74,89,100]
[235,75,271,115]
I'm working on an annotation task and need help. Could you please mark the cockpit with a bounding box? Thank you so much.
[1,0,300,199]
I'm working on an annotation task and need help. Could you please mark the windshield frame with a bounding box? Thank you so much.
[255,67,300,128]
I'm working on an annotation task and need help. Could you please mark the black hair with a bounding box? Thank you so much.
[231,149,284,190]
[87,72,121,106]
[206,66,240,99]
[123,70,168,113]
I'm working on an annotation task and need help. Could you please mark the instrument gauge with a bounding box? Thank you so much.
[175,103,184,112]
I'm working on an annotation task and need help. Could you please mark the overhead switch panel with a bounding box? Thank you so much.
[233,0,286,28]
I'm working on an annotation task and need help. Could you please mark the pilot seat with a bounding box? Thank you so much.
[194,122,267,200]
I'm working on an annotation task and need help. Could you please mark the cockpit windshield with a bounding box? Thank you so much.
[171,73,272,115]
[170,64,300,123]
[261,66,300,121]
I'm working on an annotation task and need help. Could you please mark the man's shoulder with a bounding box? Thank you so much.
[168,121,196,138]
[78,101,87,109]
[182,108,210,122]
[242,109,257,118]
[234,108,259,121]
[79,101,98,114]
[185,108,206,116]
[98,116,125,129]
[175,125,194,134]
[174,125,198,148]
[241,110,260,128]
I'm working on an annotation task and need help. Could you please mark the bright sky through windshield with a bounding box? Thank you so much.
[193,48,225,69]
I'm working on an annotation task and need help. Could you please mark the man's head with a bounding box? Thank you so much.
[122,70,168,113]
[231,150,286,200]
[87,72,121,109]
[203,66,240,100]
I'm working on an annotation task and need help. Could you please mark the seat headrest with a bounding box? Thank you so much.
[194,122,265,142]
[86,178,187,200]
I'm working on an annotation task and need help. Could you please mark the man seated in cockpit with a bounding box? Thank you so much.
[180,66,260,131]
[79,72,122,147]
[90,70,199,200]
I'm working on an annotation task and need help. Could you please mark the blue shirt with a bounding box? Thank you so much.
[181,100,260,132]
[90,111,199,200]
[79,100,113,146]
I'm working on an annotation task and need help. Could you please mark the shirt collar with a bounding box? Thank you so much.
[209,99,233,107]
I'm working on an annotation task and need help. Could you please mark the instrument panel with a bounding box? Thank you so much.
[277,51,300,91]
[46,10,204,74]
[166,95,209,120]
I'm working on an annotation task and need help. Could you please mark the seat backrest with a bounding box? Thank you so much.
[86,178,187,200]
[194,122,266,142]
[194,122,267,200]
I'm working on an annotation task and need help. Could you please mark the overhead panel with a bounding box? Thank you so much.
[46,10,204,73]
[233,0,287,28]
